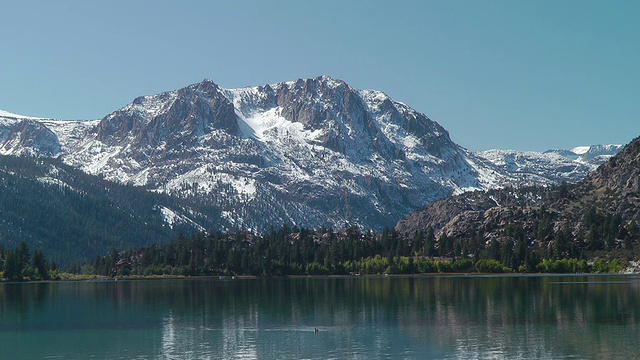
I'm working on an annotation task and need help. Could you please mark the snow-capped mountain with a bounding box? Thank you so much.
[0,76,622,232]
[561,144,623,164]
[475,145,623,185]
[0,110,97,157]
[57,76,512,231]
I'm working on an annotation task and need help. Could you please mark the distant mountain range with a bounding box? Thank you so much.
[0,76,625,262]
[475,144,623,185]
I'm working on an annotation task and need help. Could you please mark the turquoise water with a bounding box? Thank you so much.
[1,275,640,359]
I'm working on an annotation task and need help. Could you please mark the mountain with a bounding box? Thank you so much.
[565,144,624,164]
[4,76,512,232]
[0,76,623,237]
[474,144,623,185]
[395,136,640,260]
[0,155,224,266]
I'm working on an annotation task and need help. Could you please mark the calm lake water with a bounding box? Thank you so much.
[1,275,640,359]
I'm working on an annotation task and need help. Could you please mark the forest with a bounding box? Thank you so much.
[0,155,220,266]
[73,217,628,278]
[0,241,59,281]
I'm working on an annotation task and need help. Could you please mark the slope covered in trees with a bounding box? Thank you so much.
[395,136,640,269]
[57,136,640,276]
[0,155,219,266]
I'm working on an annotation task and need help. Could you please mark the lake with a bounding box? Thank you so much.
[1,275,640,359]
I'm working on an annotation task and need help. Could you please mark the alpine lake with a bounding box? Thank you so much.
[1,274,640,359]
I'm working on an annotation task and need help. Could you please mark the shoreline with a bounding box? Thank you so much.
[2,271,638,284]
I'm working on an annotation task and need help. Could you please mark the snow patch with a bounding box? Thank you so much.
[159,206,205,231]
[0,109,47,120]
[571,146,591,155]
[36,176,71,189]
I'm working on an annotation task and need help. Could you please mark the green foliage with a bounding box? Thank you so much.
[475,259,511,273]
[1,242,56,281]
[536,258,589,273]
[452,258,474,272]
[69,222,630,277]
[583,208,627,251]
[305,262,330,275]
[3,249,22,281]
[416,259,436,273]
[591,259,625,273]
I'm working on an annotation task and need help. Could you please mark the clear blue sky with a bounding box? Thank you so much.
[1,0,637,151]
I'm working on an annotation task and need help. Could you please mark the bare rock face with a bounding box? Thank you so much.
[395,191,497,236]
[61,76,504,232]
[96,80,239,148]
[568,136,640,221]
[1,120,61,157]
[588,137,640,193]
[395,136,640,249]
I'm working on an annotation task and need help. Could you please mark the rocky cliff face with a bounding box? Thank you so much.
[54,76,513,232]
[95,80,239,147]
[0,119,62,157]
[0,76,625,233]
[570,137,640,220]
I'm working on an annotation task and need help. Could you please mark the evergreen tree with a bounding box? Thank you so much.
[3,250,22,281]
[424,227,436,257]
[30,250,49,280]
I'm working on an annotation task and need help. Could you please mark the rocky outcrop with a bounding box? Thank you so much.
[96,80,239,148]
[395,136,640,247]
[0,119,61,157]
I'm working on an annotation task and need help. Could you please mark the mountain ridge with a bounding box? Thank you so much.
[0,76,624,234]
[49,76,504,231]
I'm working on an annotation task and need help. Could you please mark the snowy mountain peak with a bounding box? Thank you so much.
[569,144,623,163]
[95,78,238,147]
[0,109,46,120]
[476,144,624,185]
[285,75,348,91]
[0,78,624,233]
[53,76,511,231]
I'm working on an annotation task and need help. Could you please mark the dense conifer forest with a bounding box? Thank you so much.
[0,156,220,266]
[72,223,627,278]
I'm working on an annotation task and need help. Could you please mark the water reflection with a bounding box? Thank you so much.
[1,275,640,359]
[161,310,175,358]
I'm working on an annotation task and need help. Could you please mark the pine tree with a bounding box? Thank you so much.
[30,250,49,280]
[3,250,21,281]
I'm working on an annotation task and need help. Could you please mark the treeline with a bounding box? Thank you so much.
[76,223,627,277]
[0,241,59,281]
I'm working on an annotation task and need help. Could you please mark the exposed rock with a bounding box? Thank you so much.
[395,136,640,249]
[0,119,61,157]
[0,77,626,234]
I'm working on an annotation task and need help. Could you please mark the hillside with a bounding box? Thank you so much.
[0,77,508,232]
[396,136,640,263]
[0,155,220,266]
